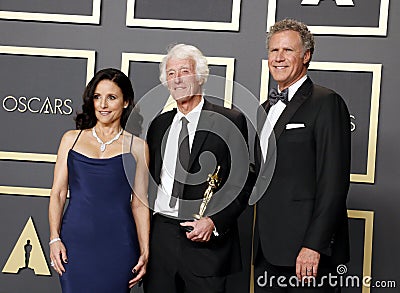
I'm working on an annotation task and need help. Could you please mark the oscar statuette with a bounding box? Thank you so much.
[193,166,221,220]
[180,166,222,233]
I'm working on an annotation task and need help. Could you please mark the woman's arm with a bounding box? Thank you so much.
[48,130,77,275]
[129,136,150,288]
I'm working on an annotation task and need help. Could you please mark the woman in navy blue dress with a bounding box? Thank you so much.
[48,68,150,292]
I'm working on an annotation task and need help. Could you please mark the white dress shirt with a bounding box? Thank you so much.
[154,98,204,217]
[260,75,307,161]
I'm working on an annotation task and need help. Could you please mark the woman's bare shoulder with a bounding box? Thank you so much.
[59,129,84,148]
[128,134,148,160]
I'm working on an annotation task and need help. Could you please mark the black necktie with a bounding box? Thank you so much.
[170,117,190,208]
[268,88,289,105]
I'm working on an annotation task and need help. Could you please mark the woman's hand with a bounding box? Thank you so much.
[128,253,148,288]
[49,240,68,276]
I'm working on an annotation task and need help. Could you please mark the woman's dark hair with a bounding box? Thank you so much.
[75,68,142,135]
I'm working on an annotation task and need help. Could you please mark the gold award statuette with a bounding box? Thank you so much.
[193,166,221,220]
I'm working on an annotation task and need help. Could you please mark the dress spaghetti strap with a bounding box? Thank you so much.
[71,130,83,150]
[129,132,135,153]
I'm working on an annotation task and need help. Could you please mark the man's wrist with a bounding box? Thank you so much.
[206,217,219,237]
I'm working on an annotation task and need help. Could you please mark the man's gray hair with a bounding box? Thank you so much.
[159,44,209,86]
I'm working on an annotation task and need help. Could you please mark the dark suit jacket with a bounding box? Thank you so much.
[146,99,250,277]
[253,77,351,267]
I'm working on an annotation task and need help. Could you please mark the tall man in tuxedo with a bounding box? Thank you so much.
[252,19,351,292]
[144,44,250,293]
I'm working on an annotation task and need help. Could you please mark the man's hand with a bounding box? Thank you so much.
[180,217,214,242]
[296,247,320,281]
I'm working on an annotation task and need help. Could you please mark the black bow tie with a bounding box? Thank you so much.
[268,88,289,105]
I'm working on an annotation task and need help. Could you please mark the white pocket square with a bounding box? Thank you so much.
[286,123,305,129]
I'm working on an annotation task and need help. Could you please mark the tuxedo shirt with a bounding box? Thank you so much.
[260,75,307,161]
[154,98,204,217]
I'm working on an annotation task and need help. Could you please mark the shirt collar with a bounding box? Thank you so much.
[176,97,204,124]
[281,75,307,102]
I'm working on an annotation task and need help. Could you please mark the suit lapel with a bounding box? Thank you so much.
[155,109,176,183]
[160,110,176,158]
[255,101,270,173]
[148,109,176,209]
[258,78,313,177]
[273,77,313,141]
[188,100,215,169]
[257,102,271,134]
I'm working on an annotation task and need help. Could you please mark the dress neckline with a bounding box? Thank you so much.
[69,149,133,161]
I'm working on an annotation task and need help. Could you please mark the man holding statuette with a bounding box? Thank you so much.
[144,44,251,293]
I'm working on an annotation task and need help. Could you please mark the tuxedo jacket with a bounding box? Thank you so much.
[146,99,250,277]
[253,77,351,267]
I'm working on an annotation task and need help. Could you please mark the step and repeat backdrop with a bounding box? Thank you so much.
[1,0,399,292]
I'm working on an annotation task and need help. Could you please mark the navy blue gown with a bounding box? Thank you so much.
[60,149,139,293]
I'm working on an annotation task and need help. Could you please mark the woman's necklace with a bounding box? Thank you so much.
[92,127,123,152]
